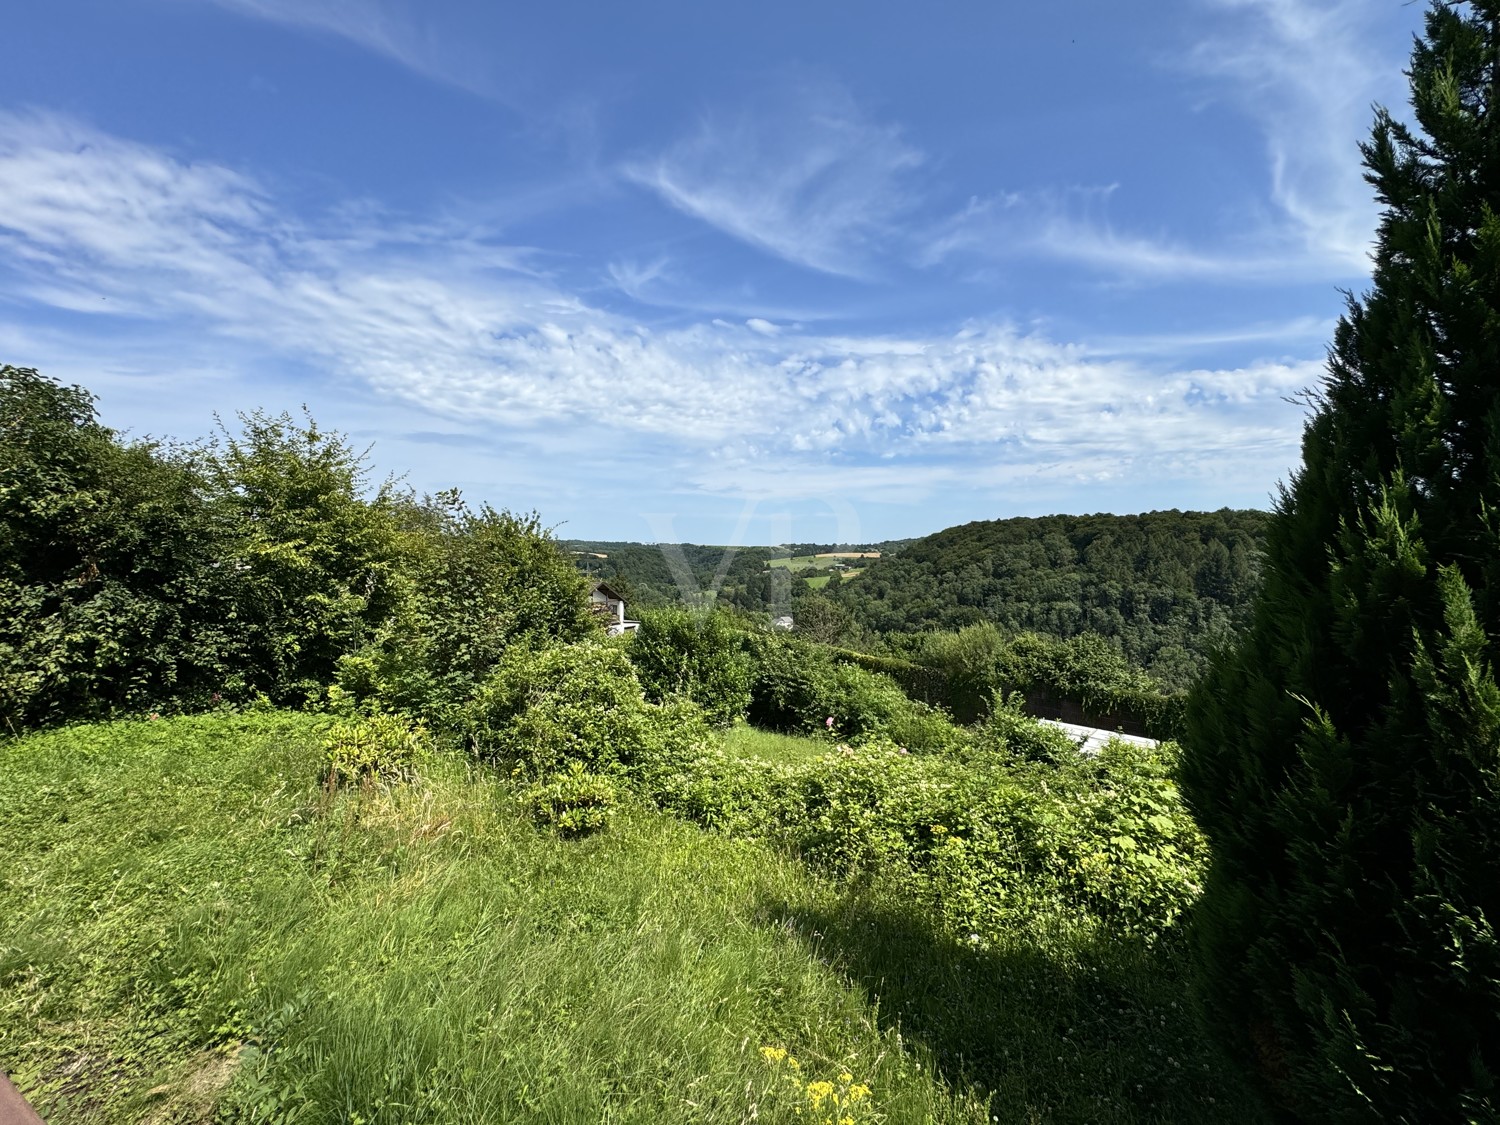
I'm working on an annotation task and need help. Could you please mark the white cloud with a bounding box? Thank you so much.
[922,188,1300,280]
[1182,0,1401,274]
[924,0,1409,284]
[622,83,924,279]
[193,0,495,97]
[0,111,1310,508]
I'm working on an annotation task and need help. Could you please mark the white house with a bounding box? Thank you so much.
[589,581,640,636]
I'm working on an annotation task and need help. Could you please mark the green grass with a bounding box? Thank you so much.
[0,713,982,1123]
[768,555,872,574]
[804,574,831,590]
[720,722,830,765]
[0,712,1267,1123]
[767,554,819,571]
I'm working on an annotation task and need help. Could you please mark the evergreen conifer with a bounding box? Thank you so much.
[1182,3,1500,1118]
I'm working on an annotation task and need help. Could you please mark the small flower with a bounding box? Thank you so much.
[760,1045,788,1064]
[838,1071,853,1083]
[149,712,161,721]
[825,716,835,728]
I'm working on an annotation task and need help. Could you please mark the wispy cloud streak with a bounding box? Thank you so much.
[623,83,924,279]
[196,0,496,97]
[0,111,1310,505]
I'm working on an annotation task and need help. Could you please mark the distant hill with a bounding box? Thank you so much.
[560,542,772,609]
[561,539,909,611]
[827,510,1269,687]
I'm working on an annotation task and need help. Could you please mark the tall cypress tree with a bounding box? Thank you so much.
[1182,3,1500,1119]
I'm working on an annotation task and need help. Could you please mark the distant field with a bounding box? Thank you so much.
[769,553,878,574]
[805,569,863,590]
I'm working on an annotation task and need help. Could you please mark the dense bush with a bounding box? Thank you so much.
[462,639,709,776]
[333,492,594,727]
[896,623,1009,722]
[203,408,409,707]
[968,692,1080,766]
[745,632,966,752]
[321,712,429,786]
[522,762,619,837]
[0,367,249,729]
[0,367,596,733]
[634,722,1204,946]
[627,607,752,726]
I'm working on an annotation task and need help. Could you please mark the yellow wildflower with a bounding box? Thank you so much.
[805,1080,835,1107]
[838,1071,853,1083]
[760,1045,787,1064]
[848,1083,871,1101]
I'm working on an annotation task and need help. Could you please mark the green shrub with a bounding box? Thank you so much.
[331,493,594,728]
[523,762,618,837]
[745,632,827,731]
[969,692,1078,765]
[463,639,709,776]
[637,726,1204,946]
[321,712,429,785]
[0,367,253,729]
[745,633,967,753]
[901,623,1009,722]
[628,607,751,726]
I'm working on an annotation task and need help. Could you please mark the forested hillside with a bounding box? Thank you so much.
[561,539,907,611]
[830,510,1267,685]
[560,541,774,608]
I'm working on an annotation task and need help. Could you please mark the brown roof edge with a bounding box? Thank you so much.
[0,1074,46,1125]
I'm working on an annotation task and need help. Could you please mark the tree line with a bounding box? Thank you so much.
[0,366,590,732]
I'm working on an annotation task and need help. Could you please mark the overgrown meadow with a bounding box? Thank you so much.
[0,366,1267,1122]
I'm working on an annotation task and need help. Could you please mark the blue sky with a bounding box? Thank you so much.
[1,0,1423,543]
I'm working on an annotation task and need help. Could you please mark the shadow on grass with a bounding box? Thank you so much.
[762,889,1269,1124]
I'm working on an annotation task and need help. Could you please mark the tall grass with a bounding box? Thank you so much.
[719,721,829,765]
[0,713,1267,1122]
[0,714,983,1123]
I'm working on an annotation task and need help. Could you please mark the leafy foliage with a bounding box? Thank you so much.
[202,408,408,705]
[522,761,619,837]
[462,638,710,776]
[1182,6,1500,1118]
[628,607,753,726]
[334,491,594,726]
[745,632,967,753]
[637,721,1206,946]
[0,369,593,733]
[0,367,247,729]
[830,510,1265,686]
[320,712,430,786]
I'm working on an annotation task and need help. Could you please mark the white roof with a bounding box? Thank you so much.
[1039,719,1158,757]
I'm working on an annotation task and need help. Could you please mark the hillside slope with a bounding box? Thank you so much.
[832,510,1267,684]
